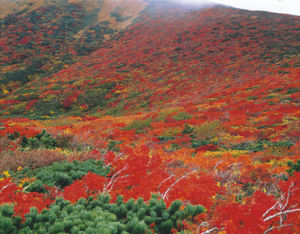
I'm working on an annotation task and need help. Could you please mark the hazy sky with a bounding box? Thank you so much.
[175,0,300,16]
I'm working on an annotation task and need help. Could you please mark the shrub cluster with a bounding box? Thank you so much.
[232,140,294,153]
[0,195,204,234]
[123,119,152,134]
[13,160,110,192]
[171,111,192,121]
[21,130,57,150]
[287,160,300,175]
[180,121,222,149]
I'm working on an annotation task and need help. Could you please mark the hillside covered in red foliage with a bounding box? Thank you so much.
[0,0,299,233]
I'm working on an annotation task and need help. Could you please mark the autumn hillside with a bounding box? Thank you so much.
[0,0,299,233]
[0,0,299,118]
[0,0,148,96]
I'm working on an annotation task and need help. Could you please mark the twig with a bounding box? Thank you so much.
[262,195,283,218]
[262,181,299,233]
[103,165,128,193]
[162,170,197,200]
[197,222,208,234]
[263,209,300,222]
[282,182,294,210]
[264,224,293,234]
[201,227,223,234]
[0,182,14,193]
[157,174,175,193]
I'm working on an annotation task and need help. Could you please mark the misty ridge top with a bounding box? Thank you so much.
[0,0,250,20]
[1,0,296,23]
[1,0,300,15]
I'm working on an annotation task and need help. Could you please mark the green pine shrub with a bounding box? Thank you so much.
[0,194,204,233]
[172,111,192,121]
[123,119,152,134]
[107,140,123,152]
[7,132,20,140]
[21,130,57,149]
[287,160,300,175]
[232,140,294,153]
[0,205,21,234]
[13,160,110,191]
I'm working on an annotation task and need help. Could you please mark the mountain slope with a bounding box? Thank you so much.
[0,0,148,94]
[0,1,299,232]
[1,0,299,118]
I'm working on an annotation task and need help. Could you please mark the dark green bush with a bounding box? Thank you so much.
[7,132,20,140]
[286,88,299,94]
[232,140,294,153]
[287,160,300,175]
[0,205,21,234]
[0,194,204,233]
[172,112,192,121]
[107,140,122,152]
[13,160,110,191]
[157,136,175,142]
[21,130,57,149]
[182,124,194,134]
[268,141,294,149]
[123,119,152,134]
[232,141,265,152]
[191,139,214,149]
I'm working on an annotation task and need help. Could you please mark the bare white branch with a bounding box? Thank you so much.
[264,224,293,234]
[262,195,283,218]
[162,170,197,200]
[263,209,300,222]
[103,165,128,193]
[201,227,223,234]
[0,182,14,193]
[282,182,294,211]
[262,181,299,233]
[197,222,208,234]
[157,174,175,192]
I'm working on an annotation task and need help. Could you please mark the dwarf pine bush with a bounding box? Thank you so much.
[0,195,204,233]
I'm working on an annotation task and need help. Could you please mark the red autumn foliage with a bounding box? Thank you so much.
[0,178,54,218]
[63,172,106,203]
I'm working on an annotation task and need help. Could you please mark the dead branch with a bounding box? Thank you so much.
[262,181,299,233]
[103,165,128,193]
[162,169,197,200]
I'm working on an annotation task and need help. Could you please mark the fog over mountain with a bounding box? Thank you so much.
[173,0,300,16]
